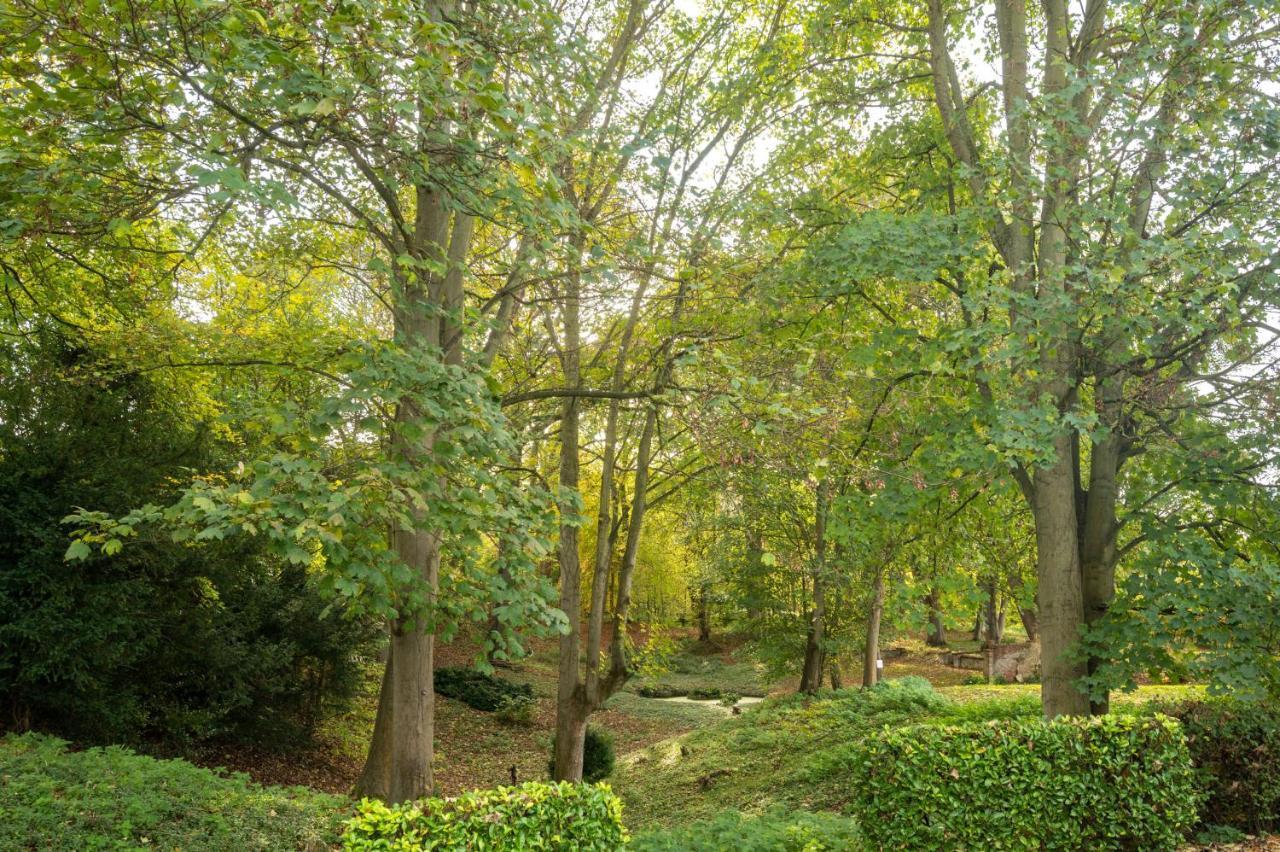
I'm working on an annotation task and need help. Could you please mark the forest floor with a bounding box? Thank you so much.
[14,628,1274,850]
[190,629,1204,795]
[191,626,775,796]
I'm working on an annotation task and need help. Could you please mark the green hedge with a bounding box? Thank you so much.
[849,714,1200,851]
[0,733,343,850]
[342,781,626,850]
[434,667,534,712]
[1155,699,1280,833]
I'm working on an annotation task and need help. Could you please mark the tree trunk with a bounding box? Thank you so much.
[984,577,1001,645]
[1006,565,1038,641]
[1033,439,1090,717]
[388,613,434,802]
[552,263,586,779]
[551,695,588,782]
[800,481,829,694]
[697,581,711,642]
[925,586,947,647]
[353,647,394,800]
[862,569,885,688]
[1080,391,1123,715]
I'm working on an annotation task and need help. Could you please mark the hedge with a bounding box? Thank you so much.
[1155,699,1280,833]
[342,781,626,850]
[849,714,1200,851]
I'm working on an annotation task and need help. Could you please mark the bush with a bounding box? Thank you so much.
[637,683,682,698]
[434,667,534,712]
[0,334,379,747]
[1155,699,1280,833]
[495,694,537,727]
[0,733,343,850]
[850,714,1200,850]
[548,726,616,783]
[342,781,625,851]
[631,806,860,851]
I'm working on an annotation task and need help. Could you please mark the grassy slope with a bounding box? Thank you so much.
[0,733,346,851]
[612,674,1204,832]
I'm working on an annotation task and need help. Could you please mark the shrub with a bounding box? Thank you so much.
[495,694,537,727]
[434,667,534,712]
[850,714,1200,851]
[0,733,343,850]
[636,683,682,698]
[341,781,625,850]
[0,335,379,747]
[548,726,616,783]
[1155,699,1280,833]
[631,806,860,851]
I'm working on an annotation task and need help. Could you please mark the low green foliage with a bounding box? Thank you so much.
[549,726,616,783]
[850,714,1201,850]
[341,782,625,851]
[630,806,860,851]
[495,694,537,727]
[603,691,726,726]
[435,667,534,712]
[1155,698,1280,833]
[630,648,769,700]
[0,733,344,850]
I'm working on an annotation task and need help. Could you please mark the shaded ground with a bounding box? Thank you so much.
[191,628,770,797]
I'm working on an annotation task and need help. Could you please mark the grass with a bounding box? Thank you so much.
[610,674,1210,832]
[0,733,345,851]
[628,645,773,699]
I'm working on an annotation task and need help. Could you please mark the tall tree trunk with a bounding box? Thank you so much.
[984,576,1001,645]
[862,569,885,688]
[697,581,711,642]
[800,481,829,694]
[552,257,586,780]
[1080,388,1123,714]
[1033,439,1090,717]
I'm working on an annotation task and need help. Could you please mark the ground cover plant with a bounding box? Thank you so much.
[0,733,344,851]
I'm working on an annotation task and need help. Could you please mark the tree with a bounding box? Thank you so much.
[6,0,574,801]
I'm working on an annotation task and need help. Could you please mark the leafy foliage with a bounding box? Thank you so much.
[850,715,1201,850]
[1155,699,1280,834]
[0,733,343,851]
[341,782,625,851]
[0,333,378,746]
[434,667,534,713]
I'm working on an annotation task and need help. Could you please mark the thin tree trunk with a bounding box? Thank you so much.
[800,481,829,694]
[862,569,885,688]
[697,581,711,642]
[984,576,1001,645]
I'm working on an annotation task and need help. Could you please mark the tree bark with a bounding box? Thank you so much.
[925,586,947,647]
[697,581,711,642]
[862,569,885,688]
[800,481,829,693]
[1032,439,1090,717]
[353,647,394,800]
